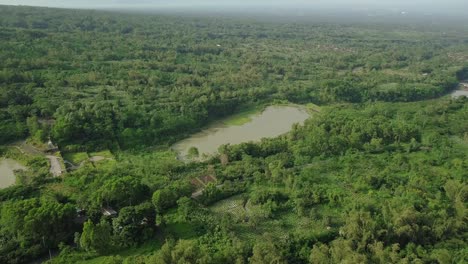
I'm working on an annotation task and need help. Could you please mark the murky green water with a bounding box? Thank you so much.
[451,81,468,98]
[0,159,26,188]
[172,105,310,160]
[451,90,468,98]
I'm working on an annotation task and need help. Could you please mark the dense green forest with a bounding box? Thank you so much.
[0,5,467,264]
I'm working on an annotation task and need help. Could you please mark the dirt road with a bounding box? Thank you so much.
[10,141,63,177]
[46,155,62,177]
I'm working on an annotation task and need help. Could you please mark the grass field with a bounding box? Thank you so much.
[63,152,89,165]
[63,150,115,169]
[92,159,117,170]
[76,239,162,264]
[210,195,246,214]
[232,207,339,243]
[116,150,183,189]
[305,103,321,113]
[164,222,198,240]
[44,182,77,199]
[89,150,114,159]
[209,193,340,243]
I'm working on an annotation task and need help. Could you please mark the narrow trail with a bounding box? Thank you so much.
[46,155,62,177]
[10,141,62,177]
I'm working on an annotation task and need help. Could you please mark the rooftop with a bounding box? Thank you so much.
[101,207,118,216]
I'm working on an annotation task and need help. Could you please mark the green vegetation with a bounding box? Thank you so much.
[0,4,467,264]
[89,150,113,159]
[63,152,89,165]
[1,5,467,149]
[187,147,200,159]
[221,105,264,126]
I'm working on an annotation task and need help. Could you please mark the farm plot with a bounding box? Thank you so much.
[63,150,115,170]
[209,195,248,220]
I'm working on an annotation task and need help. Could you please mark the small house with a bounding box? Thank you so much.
[140,217,149,226]
[101,207,117,217]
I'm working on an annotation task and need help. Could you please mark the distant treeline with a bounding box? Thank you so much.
[0,5,467,149]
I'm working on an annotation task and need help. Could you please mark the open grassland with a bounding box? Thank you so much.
[210,195,246,217]
[89,150,114,159]
[63,152,89,165]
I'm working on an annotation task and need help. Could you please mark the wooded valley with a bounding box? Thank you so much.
[0,5,467,264]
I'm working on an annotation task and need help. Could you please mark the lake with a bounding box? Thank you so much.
[172,105,310,160]
[451,90,468,98]
[451,81,468,98]
[0,158,26,188]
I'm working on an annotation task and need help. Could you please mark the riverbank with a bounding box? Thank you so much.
[451,80,468,98]
[0,158,27,188]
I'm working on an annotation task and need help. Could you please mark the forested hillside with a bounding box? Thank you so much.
[0,5,467,264]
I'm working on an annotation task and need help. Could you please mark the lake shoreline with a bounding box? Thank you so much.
[172,103,311,161]
[0,158,27,189]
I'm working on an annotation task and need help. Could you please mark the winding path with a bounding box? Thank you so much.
[11,141,63,177]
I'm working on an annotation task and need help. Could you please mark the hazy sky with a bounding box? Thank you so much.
[0,0,467,13]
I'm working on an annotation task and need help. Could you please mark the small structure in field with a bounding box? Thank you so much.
[140,217,149,226]
[101,207,117,217]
